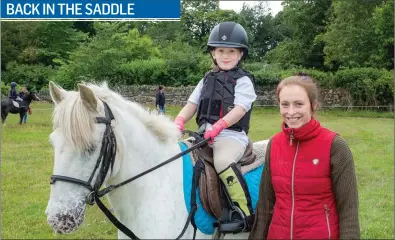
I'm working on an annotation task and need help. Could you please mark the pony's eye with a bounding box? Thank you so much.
[80,143,97,158]
[87,144,97,155]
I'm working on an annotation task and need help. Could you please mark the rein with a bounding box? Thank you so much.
[96,130,208,197]
[50,101,208,240]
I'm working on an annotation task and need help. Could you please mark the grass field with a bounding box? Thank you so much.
[1,102,394,239]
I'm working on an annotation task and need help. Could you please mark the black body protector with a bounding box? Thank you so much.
[196,67,255,134]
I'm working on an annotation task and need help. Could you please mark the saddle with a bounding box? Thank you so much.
[11,99,27,109]
[187,138,256,220]
[11,100,20,108]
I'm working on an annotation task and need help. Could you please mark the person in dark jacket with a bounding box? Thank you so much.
[18,85,28,99]
[8,82,18,100]
[155,86,166,115]
[249,73,360,239]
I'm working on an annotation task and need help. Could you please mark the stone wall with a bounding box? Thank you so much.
[113,85,352,107]
[37,85,352,107]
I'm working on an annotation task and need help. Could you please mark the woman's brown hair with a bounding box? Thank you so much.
[276,73,320,113]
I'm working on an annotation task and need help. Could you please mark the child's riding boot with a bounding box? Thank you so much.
[218,163,253,233]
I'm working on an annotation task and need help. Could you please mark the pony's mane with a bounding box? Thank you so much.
[53,82,180,150]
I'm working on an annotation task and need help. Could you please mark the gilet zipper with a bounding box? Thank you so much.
[324,204,331,239]
[290,141,299,239]
[289,130,294,146]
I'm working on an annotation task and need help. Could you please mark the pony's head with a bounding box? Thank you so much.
[24,91,40,102]
[32,91,40,101]
[45,81,180,234]
[45,81,122,234]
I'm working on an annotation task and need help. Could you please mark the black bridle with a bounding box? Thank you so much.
[51,101,117,204]
[49,101,208,240]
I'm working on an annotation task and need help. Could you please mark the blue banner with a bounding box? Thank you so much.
[1,0,180,20]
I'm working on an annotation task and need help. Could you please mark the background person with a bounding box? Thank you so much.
[155,85,166,114]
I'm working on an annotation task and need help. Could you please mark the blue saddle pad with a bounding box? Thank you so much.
[180,142,264,235]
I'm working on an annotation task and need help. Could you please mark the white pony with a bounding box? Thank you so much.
[45,81,268,239]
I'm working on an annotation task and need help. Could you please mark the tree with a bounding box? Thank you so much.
[370,0,394,69]
[1,22,39,69]
[320,0,388,69]
[1,22,86,90]
[239,2,280,61]
[264,0,332,69]
[144,21,184,46]
[73,21,96,36]
[181,0,243,49]
[33,22,87,67]
[52,22,161,88]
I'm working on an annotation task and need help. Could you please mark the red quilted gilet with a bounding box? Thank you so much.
[268,118,339,239]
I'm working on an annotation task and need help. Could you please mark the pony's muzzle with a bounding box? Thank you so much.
[48,213,79,234]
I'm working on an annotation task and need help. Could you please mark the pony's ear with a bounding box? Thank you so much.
[49,81,67,105]
[78,84,97,112]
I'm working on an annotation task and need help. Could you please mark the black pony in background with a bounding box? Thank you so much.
[1,91,40,124]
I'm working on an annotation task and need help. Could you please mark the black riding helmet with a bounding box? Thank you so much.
[207,21,248,59]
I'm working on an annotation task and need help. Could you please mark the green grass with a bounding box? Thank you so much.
[1,102,393,239]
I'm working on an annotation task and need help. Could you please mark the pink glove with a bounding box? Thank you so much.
[204,119,228,144]
[174,116,185,131]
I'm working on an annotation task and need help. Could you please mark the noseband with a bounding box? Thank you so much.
[50,101,117,205]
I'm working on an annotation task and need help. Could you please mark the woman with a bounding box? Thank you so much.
[249,74,360,239]
[18,86,29,123]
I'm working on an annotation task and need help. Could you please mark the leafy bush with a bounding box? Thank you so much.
[52,24,162,89]
[2,61,54,91]
[285,67,334,88]
[161,40,210,86]
[1,82,12,97]
[252,68,283,86]
[334,68,394,106]
[244,62,273,72]
[250,66,334,88]
[374,70,394,106]
[119,58,167,85]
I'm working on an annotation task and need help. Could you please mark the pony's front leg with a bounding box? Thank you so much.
[19,110,24,125]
